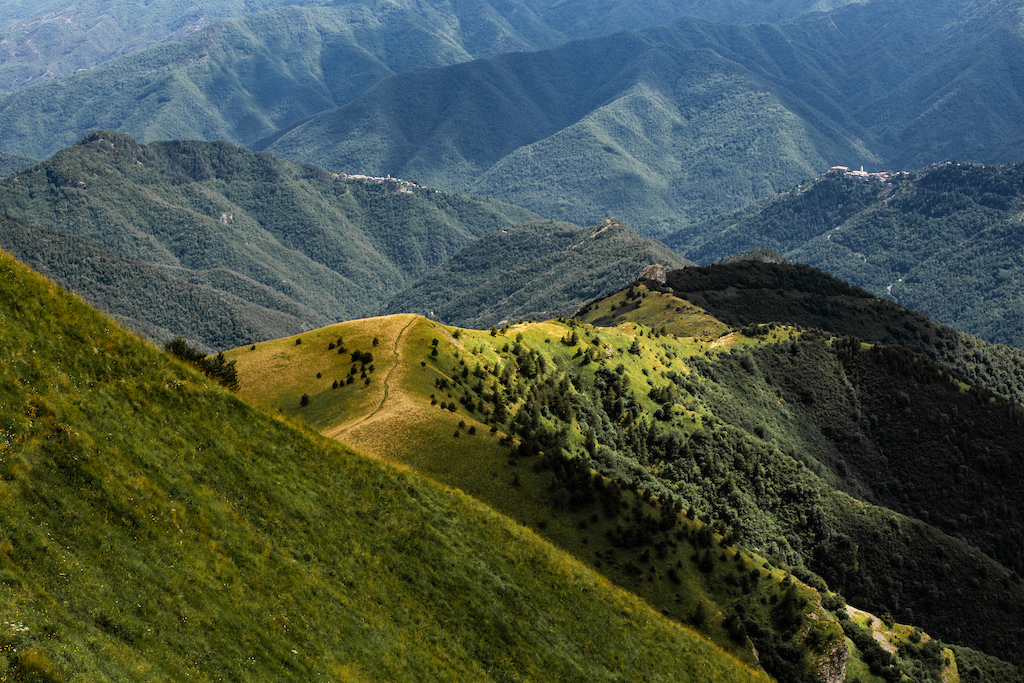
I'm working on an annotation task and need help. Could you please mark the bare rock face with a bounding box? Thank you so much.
[813,638,849,683]
[638,263,667,284]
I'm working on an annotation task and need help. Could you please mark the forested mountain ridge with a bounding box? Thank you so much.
[571,281,1024,667]
[0,0,336,93]
[0,213,320,351]
[0,132,538,351]
[384,218,694,328]
[664,161,1024,347]
[0,0,865,158]
[654,258,1024,407]
[262,0,1024,236]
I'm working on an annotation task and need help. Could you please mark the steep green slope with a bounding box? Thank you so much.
[227,302,1016,680]
[226,314,859,682]
[573,285,1024,667]
[265,0,1024,236]
[385,218,693,328]
[664,162,1024,347]
[0,132,537,350]
[0,248,777,681]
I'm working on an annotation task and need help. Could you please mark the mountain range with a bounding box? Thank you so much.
[254,0,1024,233]
[2,0,1024,679]
[2,0,1022,237]
[0,0,863,95]
[4,135,1024,363]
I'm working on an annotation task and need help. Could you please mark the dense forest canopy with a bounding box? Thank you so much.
[666,162,1024,347]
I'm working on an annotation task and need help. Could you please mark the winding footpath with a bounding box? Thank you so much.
[334,315,416,439]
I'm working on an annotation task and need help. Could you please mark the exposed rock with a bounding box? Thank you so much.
[812,638,849,683]
[638,263,667,284]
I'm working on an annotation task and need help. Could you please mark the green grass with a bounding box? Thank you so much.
[0,247,777,681]
[224,277,1024,680]
[577,283,733,342]
[226,309,876,681]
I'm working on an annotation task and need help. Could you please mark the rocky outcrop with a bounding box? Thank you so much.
[812,638,849,683]
[638,263,667,284]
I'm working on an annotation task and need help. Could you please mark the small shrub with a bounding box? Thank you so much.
[300,394,309,406]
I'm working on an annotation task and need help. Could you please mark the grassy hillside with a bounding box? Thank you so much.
[224,313,857,682]
[265,0,1024,236]
[228,286,1024,680]
[0,132,537,350]
[385,218,693,328]
[664,162,1024,347]
[0,247,782,680]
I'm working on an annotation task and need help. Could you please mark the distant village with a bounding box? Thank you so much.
[828,165,906,182]
[334,172,420,193]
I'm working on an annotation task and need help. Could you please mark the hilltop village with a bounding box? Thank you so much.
[828,165,904,182]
